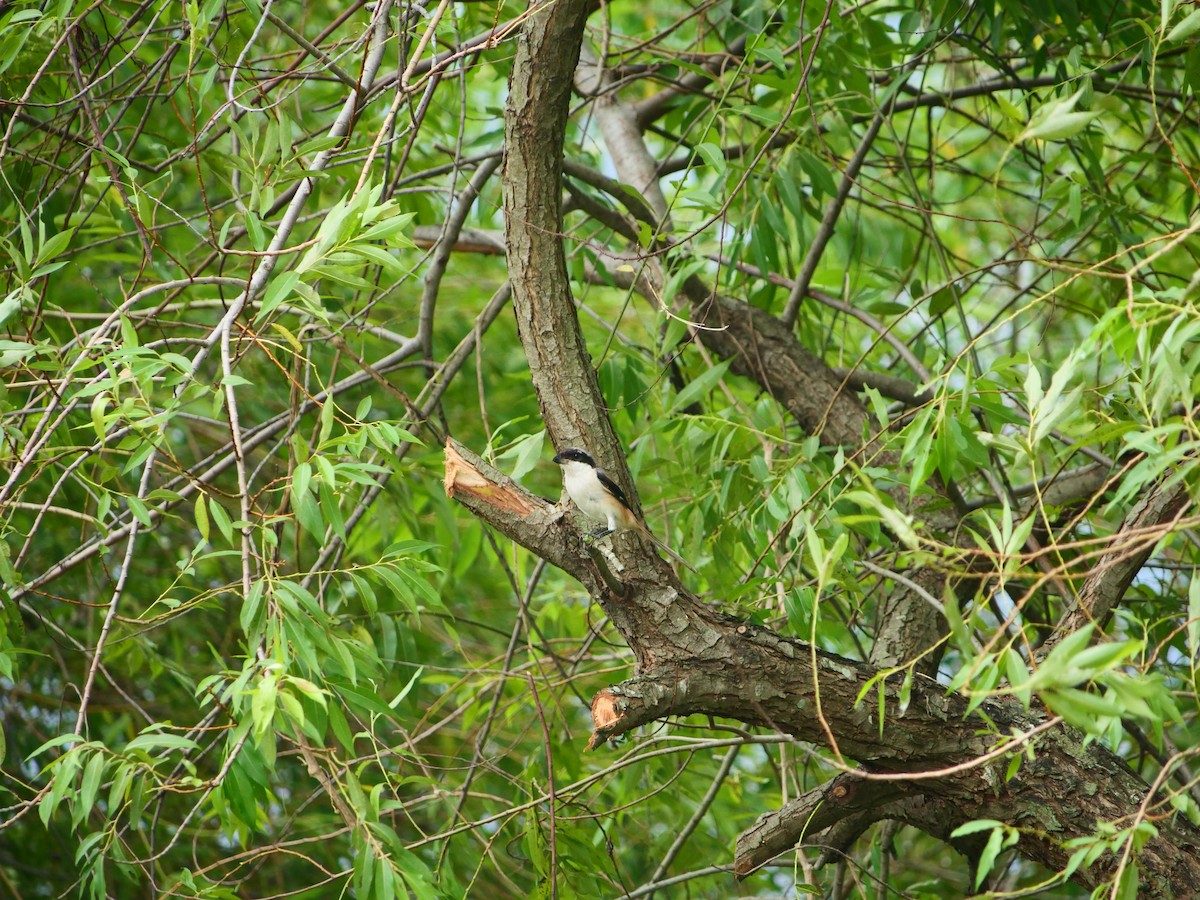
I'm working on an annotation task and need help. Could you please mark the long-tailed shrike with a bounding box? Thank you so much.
[552,447,695,572]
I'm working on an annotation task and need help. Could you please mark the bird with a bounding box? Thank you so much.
[551,447,696,573]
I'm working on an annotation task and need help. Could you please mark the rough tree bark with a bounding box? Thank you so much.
[445,1,1200,894]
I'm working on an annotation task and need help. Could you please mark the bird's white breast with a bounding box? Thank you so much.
[560,460,612,524]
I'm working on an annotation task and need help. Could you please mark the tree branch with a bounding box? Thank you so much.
[780,109,886,329]
[1044,476,1192,654]
[501,0,668,560]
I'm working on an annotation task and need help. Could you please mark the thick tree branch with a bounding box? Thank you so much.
[502,0,624,471]
[1044,476,1192,654]
[501,0,676,571]
[685,286,867,447]
[576,46,670,223]
[632,34,751,128]
[735,775,909,875]
[443,439,583,581]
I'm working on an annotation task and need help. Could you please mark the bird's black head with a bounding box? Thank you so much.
[552,447,596,467]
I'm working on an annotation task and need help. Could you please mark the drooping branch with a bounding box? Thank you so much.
[633,33,752,128]
[684,285,869,447]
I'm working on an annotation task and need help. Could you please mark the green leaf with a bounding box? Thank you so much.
[693,142,726,174]
[319,398,335,446]
[798,151,839,198]
[209,499,234,543]
[318,480,346,541]
[251,673,278,742]
[1166,8,1200,41]
[340,683,401,720]
[0,291,22,328]
[74,751,106,827]
[279,689,306,733]
[993,92,1024,122]
[328,703,356,753]
[669,359,733,413]
[42,750,82,827]
[1067,638,1142,675]
[239,582,266,640]
[1004,648,1030,706]
[1041,686,1122,731]
[125,731,200,754]
[90,393,110,441]
[1030,624,1094,689]
[26,733,84,761]
[1189,577,1200,663]
[1104,677,1155,721]
[353,837,376,899]
[740,105,782,127]
[288,676,327,707]
[260,271,300,319]
[843,490,919,550]
[976,826,1004,888]
[1115,862,1140,900]
[928,285,956,316]
[784,587,813,634]
[107,762,133,813]
[495,429,545,481]
[0,339,37,367]
[347,243,406,276]
[194,494,209,543]
[1005,752,1023,782]
[388,667,422,710]
[1018,88,1101,142]
[126,495,153,528]
[752,44,786,73]
[295,490,324,539]
[360,212,415,245]
[37,227,73,262]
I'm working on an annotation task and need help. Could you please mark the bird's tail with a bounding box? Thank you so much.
[634,520,698,573]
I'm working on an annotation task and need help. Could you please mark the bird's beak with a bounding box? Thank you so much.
[551,453,563,464]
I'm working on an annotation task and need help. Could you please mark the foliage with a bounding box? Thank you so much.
[1,0,1198,897]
